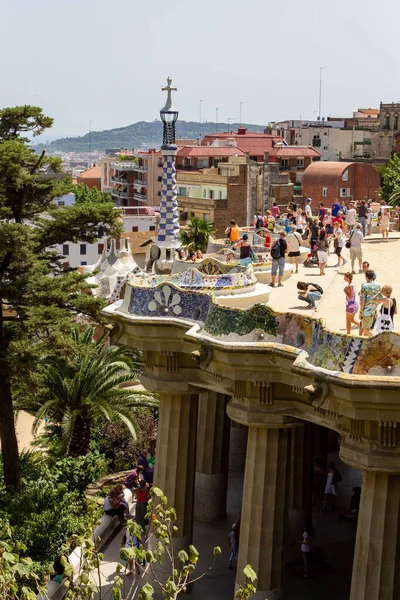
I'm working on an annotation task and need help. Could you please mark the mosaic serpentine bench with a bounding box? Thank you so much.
[110,280,400,377]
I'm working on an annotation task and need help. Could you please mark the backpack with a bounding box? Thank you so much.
[307,282,324,295]
[271,241,281,259]
[256,216,264,229]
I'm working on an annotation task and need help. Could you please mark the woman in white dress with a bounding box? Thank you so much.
[381,208,390,242]
[322,461,341,511]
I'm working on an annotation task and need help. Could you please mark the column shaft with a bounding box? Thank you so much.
[195,392,230,521]
[154,392,198,544]
[350,471,400,600]
[288,424,312,555]
[236,426,291,600]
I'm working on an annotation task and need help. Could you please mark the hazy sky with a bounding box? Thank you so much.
[1,0,399,139]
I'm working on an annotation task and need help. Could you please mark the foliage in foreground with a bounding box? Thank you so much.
[0,451,104,585]
[0,484,261,600]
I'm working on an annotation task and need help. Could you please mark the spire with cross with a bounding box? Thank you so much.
[161,77,177,113]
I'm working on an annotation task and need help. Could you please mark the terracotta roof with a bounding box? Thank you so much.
[177,146,245,158]
[201,133,283,156]
[122,231,156,255]
[77,165,101,179]
[302,161,353,186]
[357,108,380,115]
[273,147,321,158]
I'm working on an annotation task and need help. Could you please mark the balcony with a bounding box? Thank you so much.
[111,189,129,199]
[112,162,138,172]
[134,192,147,202]
[111,175,128,184]
[134,179,147,188]
[312,139,321,147]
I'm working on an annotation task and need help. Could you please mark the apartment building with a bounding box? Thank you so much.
[101,149,162,211]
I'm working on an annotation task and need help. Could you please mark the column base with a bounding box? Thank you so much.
[194,472,227,521]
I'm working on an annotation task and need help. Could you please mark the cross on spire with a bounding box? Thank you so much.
[161,77,177,112]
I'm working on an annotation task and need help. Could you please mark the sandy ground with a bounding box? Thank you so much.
[268,232,400,334]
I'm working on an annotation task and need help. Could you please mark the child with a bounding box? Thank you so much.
[121,526,141,576]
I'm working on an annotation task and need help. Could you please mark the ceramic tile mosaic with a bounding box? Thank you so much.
[129,283,211,323]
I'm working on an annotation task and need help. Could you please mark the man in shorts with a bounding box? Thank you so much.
[348,223,364,274]
[271,231,288,287]
[359,269,381,336]
[304,198,312,223]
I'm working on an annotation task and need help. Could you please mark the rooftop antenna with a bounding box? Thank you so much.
[199,99,205,139]
[319,67,325,120]
[89,120,94,167]
[216,107,219,134]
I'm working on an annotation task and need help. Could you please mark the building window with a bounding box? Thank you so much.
[80,244,86,255]
[342,170,349,182]
[149,225,156,231]
[98,243,104,254]
[62,244,69,256]
[209,190,214,199]
[384,114,390,129]
[178,187,187,196]
[395,114,399,130]
[132,226,139,232]
[203,189,207,198]
[323,146,328,150]
[63,261,69,271]
[190,212,195,218]
[340,188,349,198]
[218,191,223,199]
[322,187,327,197]
[280,159,288,170]
[203,213,210,222]
[296,158,304,168]
[324,131,328,136]
[81,261,87,266]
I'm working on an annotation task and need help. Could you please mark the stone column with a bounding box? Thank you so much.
[194,392,230,521]
[154,392,198,549]
[350,470,400,600]
[229,421,248,470]
[287,424,312,556]
[236,425,292,600]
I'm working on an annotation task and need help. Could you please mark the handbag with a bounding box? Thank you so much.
[345,230,354,249]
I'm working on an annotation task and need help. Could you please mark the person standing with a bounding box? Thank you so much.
[348,223,364,274]
[322,462,341,511]
[372,285,397,333]
[295,208,306,235]
[346,202,357,231]
[304,198,312,223]
[309,219,320,250]
[357,200,368,237]
[271,201,280,220]
[323,209,333,234]
[332,221,345,267]
[359,269,381,336]
[271,231,287,287]
[134,480,150,529]
[331,199,342,217]
[380,208,390,242]
[316,230,329,275]
[343,272,360,334]
[234,233,254,266]
[318,202,326,224]
[287,226,302,274]
[366,204,373,236]
[225,220,240,244]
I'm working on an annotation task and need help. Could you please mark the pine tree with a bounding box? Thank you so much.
[0,105,121,490]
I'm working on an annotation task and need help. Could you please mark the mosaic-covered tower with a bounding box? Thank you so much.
[154,77,181,273]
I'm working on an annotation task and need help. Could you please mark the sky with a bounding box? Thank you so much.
[1,0,399,140]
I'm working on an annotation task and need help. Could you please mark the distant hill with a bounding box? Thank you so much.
[34,121,266,153]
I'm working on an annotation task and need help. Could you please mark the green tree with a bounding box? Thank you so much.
[179,218,216,253]
[73,183,112,205]
[19,325,158,457]
[0,106,122,490]
[380,153,400,201]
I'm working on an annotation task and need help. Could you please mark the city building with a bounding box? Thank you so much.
[101,149,162,211]
[76,165,102,190]
[302,161,380,205]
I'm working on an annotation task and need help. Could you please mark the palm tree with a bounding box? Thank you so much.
[20,326,159,457]
[179,217,216,253]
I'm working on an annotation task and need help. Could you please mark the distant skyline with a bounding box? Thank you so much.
[2,0,399,139]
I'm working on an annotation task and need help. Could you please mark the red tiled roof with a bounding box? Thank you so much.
[201,133,283,155]
[177,146,245,158]
[273,147,321,158]
[77,165,101,179]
